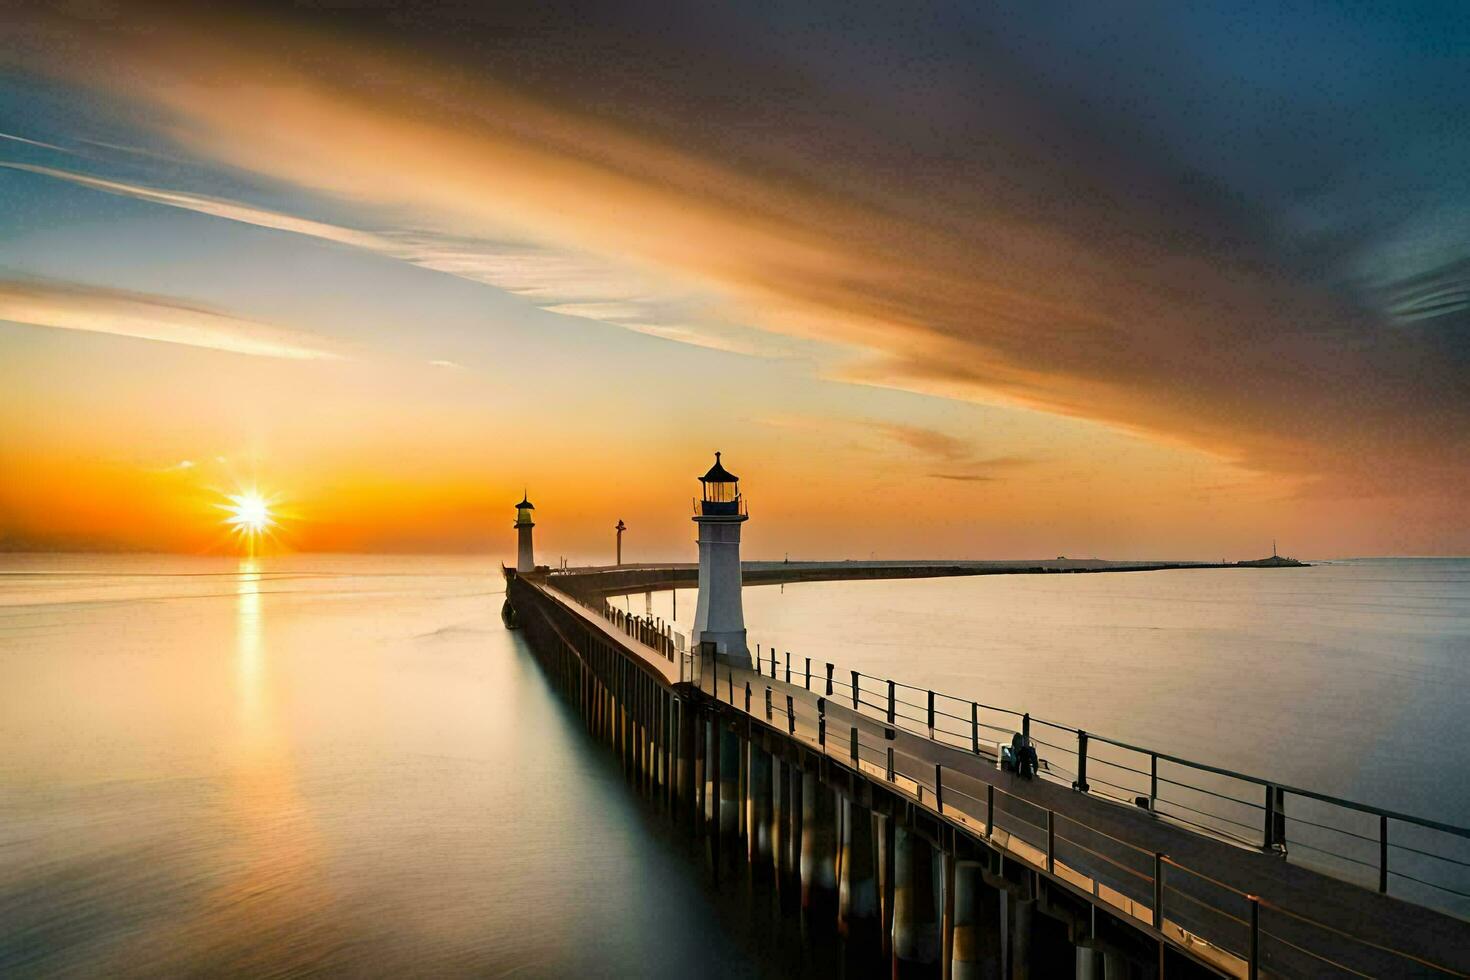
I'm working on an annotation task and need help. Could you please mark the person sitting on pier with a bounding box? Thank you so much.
[1001,731,1039,779]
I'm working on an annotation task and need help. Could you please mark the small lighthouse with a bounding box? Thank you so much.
[514,492,536,573]
[692,452,750,668]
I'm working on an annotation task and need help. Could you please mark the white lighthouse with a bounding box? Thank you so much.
[514,493,536,573]
[692,452,750,668]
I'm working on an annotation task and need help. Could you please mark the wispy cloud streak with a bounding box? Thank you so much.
[0,160,772,357]
[0,280,344,360]
[1,131,69,152]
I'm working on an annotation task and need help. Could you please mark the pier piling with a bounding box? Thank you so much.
[801,769,838,914]
[749,742,774,868]
[892,824,940,978]
[719,723,741,844]
[950,860,999,980]
[838,796,878,942]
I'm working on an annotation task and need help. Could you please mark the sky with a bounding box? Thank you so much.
[0,1,1465,561]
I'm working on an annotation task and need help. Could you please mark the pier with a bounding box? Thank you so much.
[501,459,1469,978]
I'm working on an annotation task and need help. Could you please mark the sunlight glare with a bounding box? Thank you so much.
[221,490,278,555]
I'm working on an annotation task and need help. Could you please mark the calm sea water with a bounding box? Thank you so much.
[2,555,1466,974]
[0,554,821,978]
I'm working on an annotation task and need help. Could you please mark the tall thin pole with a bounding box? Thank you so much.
[616,519,626,566]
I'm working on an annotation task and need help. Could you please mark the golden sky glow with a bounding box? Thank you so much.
[0,3,1464,558]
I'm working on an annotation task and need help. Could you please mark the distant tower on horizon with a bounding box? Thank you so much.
[616,519,626,566]
[514,492,536,573]
[692,452,750,667]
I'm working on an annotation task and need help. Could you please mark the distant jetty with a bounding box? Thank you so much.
[1235,553,1307,567]
[1234,540,1306,567]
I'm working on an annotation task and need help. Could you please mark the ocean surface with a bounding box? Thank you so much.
[0,554,822,978]
[2,554,1467,974]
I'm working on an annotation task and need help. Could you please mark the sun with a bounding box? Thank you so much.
[221,489,277,554]
[225,491,273,534]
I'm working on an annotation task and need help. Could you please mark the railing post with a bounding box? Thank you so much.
[887,680,896,726]
[850,726,859,766]
[1247,896,1260,980]
[727,670,734,705]
[765,686,772,720]
[1379,815,1389,894]
[935,764,944,813]
[819,715,826,749]
[825,663,834,696]
[804,657,811,690]
[1046,810,1055,873]
[986,784,995,837]
[770,648,777,678]
[926,690,935,736]
[744,681,751,713]
[1150,753,1158,810]
[785,652,790,684]
[887,746,895,781]
[1262,785,1275,850]
[971,702,980,754]
[1152,853,1164,930]
[787,695,796,735]
[1074,730,1090,792]
[851,670,860,709]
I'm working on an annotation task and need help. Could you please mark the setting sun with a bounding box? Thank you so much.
[221,490,276,553]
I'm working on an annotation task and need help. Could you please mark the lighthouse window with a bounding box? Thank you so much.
[705,481,737,503]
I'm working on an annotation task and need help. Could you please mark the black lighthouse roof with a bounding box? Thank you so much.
[699,452,738,483]
[515,494,534,509]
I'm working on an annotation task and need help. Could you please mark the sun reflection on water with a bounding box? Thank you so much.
[236,558,262,719]
[206,558,334,970]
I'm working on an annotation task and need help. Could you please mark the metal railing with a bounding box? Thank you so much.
[548,582,688,664]
[736,644,1470,919]
[705,650,1469,978]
